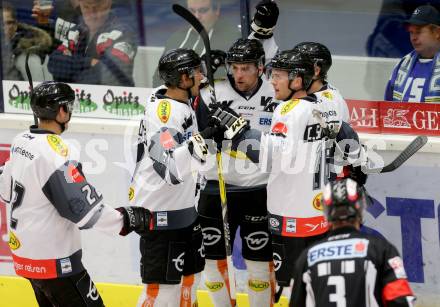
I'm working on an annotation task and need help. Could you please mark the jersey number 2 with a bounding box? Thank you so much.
[10,180,25,230]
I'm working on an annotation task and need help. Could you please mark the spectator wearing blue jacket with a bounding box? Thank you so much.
[385,4,440,102]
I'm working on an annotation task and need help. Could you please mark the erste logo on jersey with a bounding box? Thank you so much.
[280,99,300,115]
[47,135,68,157]
[157,100,171,123]
[67,164,85,183]
[271,122,288,136]
[307,238,369,266]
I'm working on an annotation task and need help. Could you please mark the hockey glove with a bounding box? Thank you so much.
[210,106,249,140]
[188,126,220,162]
[201,50,226,75]
[0,164,3,175]
[251,0,279,39]
[117,206,151,236]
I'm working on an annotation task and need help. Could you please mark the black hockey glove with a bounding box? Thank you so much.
[251,0,279,39]
[210,106,250,140]
[117,206,151,236]
[201,50,226,75]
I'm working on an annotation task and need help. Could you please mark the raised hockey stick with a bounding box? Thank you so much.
[25,48,39,126]
[240,0,251,39]
[362,135,427,174]
[172,4,237,300]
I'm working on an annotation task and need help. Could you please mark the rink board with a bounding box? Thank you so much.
[0,114,439,306]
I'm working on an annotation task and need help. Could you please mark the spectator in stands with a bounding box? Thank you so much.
[367,0,440,58]
[32,0,81,46]
[2,1,52,81]
[385,4,440,102]
[152,0,240,87]
[48,0,137,86]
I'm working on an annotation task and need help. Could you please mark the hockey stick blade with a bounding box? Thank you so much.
[363,135,427,174]
[172,4,215,90]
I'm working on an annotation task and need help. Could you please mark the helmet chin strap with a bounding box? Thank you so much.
[55,112,72,133]
[284,80,297,101]
[177,76,196,102]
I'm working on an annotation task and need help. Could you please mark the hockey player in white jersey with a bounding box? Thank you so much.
[293,42,368,186]
[206,49,364,301]
[292,42,350,123]
[130,48,226,307]
[0,82,150,307]
[197,37,278,307]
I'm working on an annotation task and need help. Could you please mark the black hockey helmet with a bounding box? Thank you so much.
[292,42,332,80]
[158,48,201,87]
[226,38,265,65]
[323,178,367,223]
[30,81,75,120]
[269,50,314,89]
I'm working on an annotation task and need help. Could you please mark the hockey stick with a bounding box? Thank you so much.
[172,4,237,300]
[240,0,251,39]
[362,135,427,174]
[25,48,39,126]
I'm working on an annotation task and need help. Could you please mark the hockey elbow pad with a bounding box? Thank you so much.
[117,206,151,236]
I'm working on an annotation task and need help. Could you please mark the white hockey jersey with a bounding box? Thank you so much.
[0,127,123,279]
[313,83,350,123]
[201,77,277,189]
[129,90,203,230]
[260,95,342,237]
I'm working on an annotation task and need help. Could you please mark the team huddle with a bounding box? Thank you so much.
[0,0,418,307]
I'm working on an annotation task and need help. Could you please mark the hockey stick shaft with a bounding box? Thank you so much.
[172,4,236,299]
[25,50,38,126]
[364,135,427,174]
[240,0,251,39]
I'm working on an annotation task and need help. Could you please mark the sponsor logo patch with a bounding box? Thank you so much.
[307,238,369,266]
[128,187,134,201]
[271,122,288,135]
[285,218,296,233]
[47,135,68,157]
[280,99,300,115]
[156,212,168,227]
[273,252,282,271]
[388,256,407,279]
[248,279,270,292]
[205,281,224,292]
[244,231,269,250]
[172,252,185,272]
[312,192,323,211]
[157,100,171,123]
[8,231,20,250]
[202,227,222,246]
[67,164,85,183]
[60,258,73,274]
[269,217,280,228]
[322,91,333,100]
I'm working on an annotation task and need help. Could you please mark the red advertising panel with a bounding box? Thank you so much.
[0,144,12,262]
[347,100,440,136]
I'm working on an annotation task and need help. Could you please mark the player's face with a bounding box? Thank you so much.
[187,0,219,31]
[79,0,112,32]
[407,24,440,58]
[3,10,17,41]
[269,69,291,100]
[229,63,260,92]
